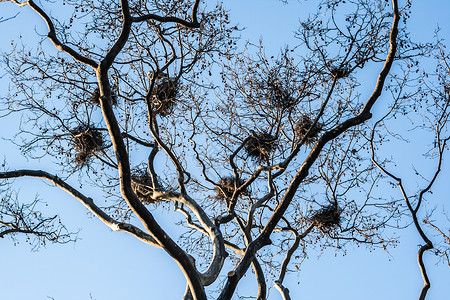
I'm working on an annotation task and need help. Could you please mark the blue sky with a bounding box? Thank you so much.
[1,0,450,299]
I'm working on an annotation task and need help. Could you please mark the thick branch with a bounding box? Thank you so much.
[102,0,132,70]
[0,169,159,246]
[157,192,227,286]
[252,257,267,300]
[10,0,98,68]
[94,2,206,297]
[418,243,433,300]
[131,0,200,28]
[218,1,399,298]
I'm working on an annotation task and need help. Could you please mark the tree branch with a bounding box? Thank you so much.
[218,1,400,298]
[0,169,160,246]
[9,0,98,68]
[131,0,200,28]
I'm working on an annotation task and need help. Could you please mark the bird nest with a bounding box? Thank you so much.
[310,204,341,230]
[244,131,277,163]
[71,125,105,166]
[215,176,249,201]
[266,76,296,110]
[131,167,159,204]
[152,76,179,117]
[89,88,117,106]
[330,67,350,79]
[295,115,322,145]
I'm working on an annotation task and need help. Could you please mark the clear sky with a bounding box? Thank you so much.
[1,1,450,299]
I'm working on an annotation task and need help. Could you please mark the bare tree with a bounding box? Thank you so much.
[0,0,448,299]
[371,39,450,300]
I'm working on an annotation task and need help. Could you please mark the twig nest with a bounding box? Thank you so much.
[310,204,341,230]
[330,67,350,79]
[71,125,104,166]
[90,88,117,106]
[295,115,322,145]
[152,76,179,117]
[131,167,157,204]
[215,176,249,201]
[90,88,101,104]
[244,131,277,163]
[266,74,296,110]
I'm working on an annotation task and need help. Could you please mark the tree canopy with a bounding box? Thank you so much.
[1,0,449,299]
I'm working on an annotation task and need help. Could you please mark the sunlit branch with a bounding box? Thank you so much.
[131,0,200,28]
[8,0,98,68]
[252,257,267,300]
[0,169,160,246]
[102,0,132,70]
[217,1,400,298]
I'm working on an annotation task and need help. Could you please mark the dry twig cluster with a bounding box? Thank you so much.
[310,204,341,230]
[71,125,104,166]
[89,87,117,106]
[131,167,157,204]
[215,176,249,201]
[295,115,323,145]
[152,76,179,116]
[244,131,277,163]
[330,66,350,79]
[266,72,296,110]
